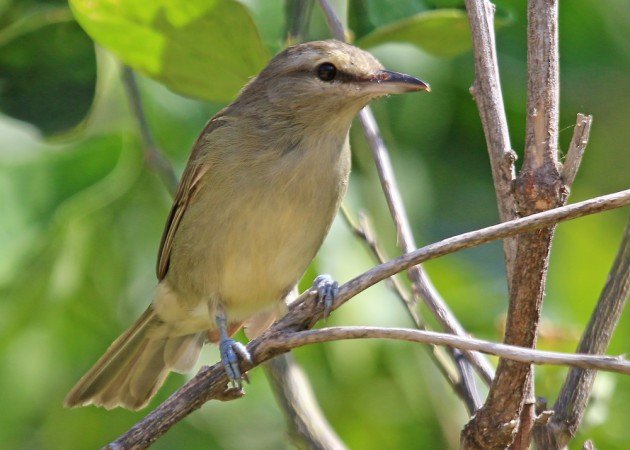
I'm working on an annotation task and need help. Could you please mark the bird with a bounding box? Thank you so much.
[64,39,429,410]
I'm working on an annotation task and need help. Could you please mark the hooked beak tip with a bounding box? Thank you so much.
[371,70,430,94]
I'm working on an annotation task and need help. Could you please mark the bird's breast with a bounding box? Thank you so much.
[167,130,351,320]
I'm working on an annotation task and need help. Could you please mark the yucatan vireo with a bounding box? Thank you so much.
[65,40,429,410]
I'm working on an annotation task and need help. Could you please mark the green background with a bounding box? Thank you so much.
[0,0,628,448]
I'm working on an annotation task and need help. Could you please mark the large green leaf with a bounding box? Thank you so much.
[69,0,271,102]
[0,6,96,136]
[357,9,473,57]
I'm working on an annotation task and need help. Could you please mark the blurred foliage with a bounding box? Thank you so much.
[69,0,270,102]
[357,9,474,57]
[0,2,95,135]
[0,0,628,449]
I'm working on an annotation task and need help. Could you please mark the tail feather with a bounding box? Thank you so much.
[64,307,204,410]
[165,333,205,373]
[128,339,171,406]
[96,339,152,409]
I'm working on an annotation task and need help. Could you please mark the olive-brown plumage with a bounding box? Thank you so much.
[64,40,428,410]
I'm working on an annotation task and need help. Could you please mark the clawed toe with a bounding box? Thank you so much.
[312,274,339,318]
[219,338,251,388]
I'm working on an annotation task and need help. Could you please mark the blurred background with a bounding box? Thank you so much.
[0,0,628,448]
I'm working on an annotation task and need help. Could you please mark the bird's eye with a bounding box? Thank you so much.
[317,62,337,82]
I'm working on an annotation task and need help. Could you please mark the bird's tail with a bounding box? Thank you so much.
[64,307,205,410]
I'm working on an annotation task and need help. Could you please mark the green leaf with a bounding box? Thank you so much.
[69,0,271,102]
[357,9,473,58]
[349,0,427,40]
[0,7,96,135]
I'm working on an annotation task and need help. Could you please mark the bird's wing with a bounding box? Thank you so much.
[156,115,227,280]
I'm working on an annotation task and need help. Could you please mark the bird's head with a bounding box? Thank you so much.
[233,40,429,126]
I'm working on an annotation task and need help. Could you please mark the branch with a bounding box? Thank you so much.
[318,0,490,411]
[464,0,518,274]
[264,355,347,450]
[316,0,345,41]
[285,0,313,45]
[273,327,630,375]
[106,189,630,449]
[561,113,593,189]
[340,206,419,324]
[522,0,561,174]
[534,217,630,449]
[463,1,564,447]
[358,108,494,383]
[340,206,479,412]
[120,66,178,195]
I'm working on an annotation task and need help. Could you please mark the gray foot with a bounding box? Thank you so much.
[313,274,339,318]
[219,337,252,389]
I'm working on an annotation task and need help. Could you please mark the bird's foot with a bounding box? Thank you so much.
[312,274,339,319]
[219,337,251,389]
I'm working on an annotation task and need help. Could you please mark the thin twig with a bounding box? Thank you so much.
[340,206,418,322]
[285,0,313,45]
[318,0,490,411]
[316,0,345,41]
[561,113,593,189]
[534,217,630,449]
[273,327,630,375]
[265,354,347,450]
[358,107,494,386]
[106,189,630,449]
[340,206,472,409]
[121,66,178,195]
[464,0,518,275]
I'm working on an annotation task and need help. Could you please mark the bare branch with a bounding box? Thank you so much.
[285,0,313,45]
[561,113,593,189]
[340,206,479,412]
[315,0,345,41]
[523,0,560,174]
[464,0,518,279]
[273,327,630,375]
[360,63,494,393]
[356,109,416,251]
[463,1,565,447]
[120,66,178,195]
[464,0,517,222]
[340,206,419,323]
[534,217,630,449]
[264,355,347,450]
[319,0,491,409]
[106,190,630,449]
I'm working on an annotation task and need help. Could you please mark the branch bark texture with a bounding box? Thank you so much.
[534,218,630,449]
[462,1,576,448]
[464,0,517,274]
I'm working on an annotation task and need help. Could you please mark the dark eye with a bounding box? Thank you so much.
[317,62,337,82]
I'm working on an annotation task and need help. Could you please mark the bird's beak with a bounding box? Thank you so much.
[365,70,431,95]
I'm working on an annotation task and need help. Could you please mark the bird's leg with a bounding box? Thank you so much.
[215,306,251,389]
[312,274,339,319]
